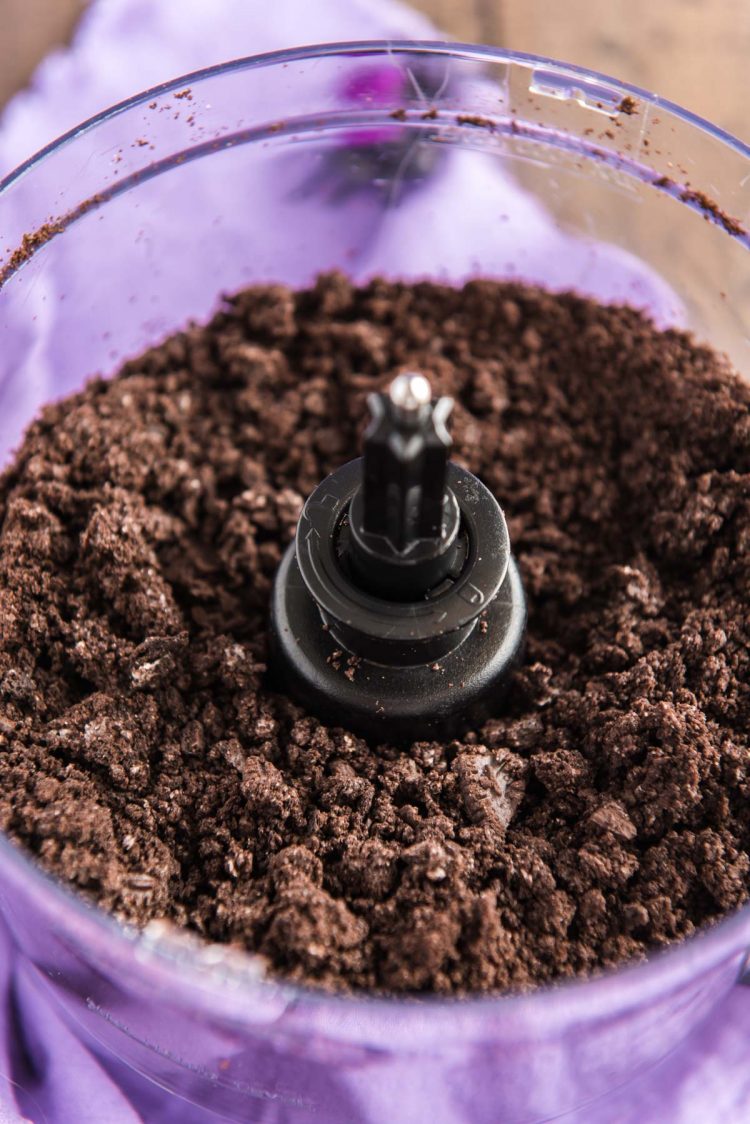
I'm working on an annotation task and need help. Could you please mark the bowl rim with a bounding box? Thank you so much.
[3,38,749,198]
[1,38,749,1045]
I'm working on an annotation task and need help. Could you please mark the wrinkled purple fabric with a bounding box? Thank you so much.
[0,0,434,170]
[0,3,749,1122]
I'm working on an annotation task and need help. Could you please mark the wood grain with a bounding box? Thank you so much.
[0,0,747,142]
[413,0,750,142]
[408,0,503,44]
[0,0,86,111]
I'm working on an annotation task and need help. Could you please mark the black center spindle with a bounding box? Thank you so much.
[269,370,527,741]
[349,374,462,600]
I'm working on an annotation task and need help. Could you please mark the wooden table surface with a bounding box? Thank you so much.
[1,0,748,141]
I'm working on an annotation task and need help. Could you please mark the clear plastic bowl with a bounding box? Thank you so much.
[1,41,750,1124]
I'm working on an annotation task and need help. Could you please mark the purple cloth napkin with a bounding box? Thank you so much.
[1,3,749,1121]
[0,0,434,170]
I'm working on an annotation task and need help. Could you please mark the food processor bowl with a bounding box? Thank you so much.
[1,42,750,1124]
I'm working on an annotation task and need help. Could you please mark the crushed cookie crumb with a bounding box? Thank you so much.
[456,114,496,131]
[616,95,638,115]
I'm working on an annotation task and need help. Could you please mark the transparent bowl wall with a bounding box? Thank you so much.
[1,42,750,1124]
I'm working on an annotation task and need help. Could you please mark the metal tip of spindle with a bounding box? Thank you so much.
[388,372,432,420]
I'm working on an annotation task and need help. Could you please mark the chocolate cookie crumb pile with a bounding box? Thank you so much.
[1,273,749,995]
